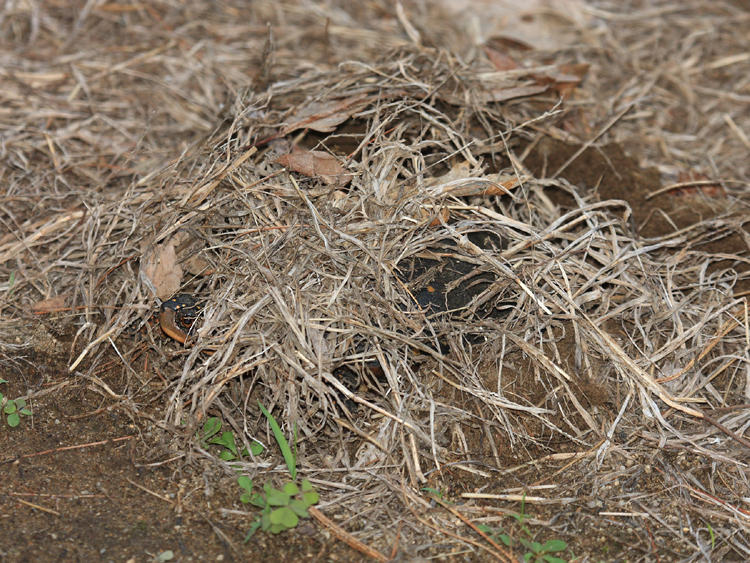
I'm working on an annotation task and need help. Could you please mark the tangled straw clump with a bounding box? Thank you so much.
[80,45,749,511]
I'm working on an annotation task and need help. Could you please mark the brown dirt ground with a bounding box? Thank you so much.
[2,143,741,562]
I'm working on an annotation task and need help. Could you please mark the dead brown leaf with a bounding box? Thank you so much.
[534,63,589,98]
[141,238,182,299]
[483,46,520,71]
[275,149,352,187]
[282,94,371,134]
[485,35,534,52]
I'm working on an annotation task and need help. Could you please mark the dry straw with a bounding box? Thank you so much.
[1,0,749,559]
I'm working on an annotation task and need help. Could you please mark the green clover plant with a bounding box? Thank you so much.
[237,401,320,539]
[0,379,32,428]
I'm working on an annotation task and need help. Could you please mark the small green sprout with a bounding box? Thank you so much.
[0,380,32,428]
[476,524,513,547]
[237,401,320,540]
[520,538,568,563]
[706,522,715,550]
[198,416,263,460]
[238,476,319,537]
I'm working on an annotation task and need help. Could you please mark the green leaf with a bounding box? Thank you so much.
[476,524,512,547]
[20,408,32,416]
[289,498,310,518]
[542,557,566,563]
[301,478,314,492]
[219,450,236,461]
[15,398,26,409]
[283,481,299,496]
[7,413,20,427]
[258,402,296,480]
[261,512,271,531]
[302,490,319,507]
[0,378,7,384]
[422,486,443,497]
[237,477,258,504]
[243,519,262,542]
[265,486,290,506]
[0,392,4,402]
[249,492,266,508]
[250,441,264,455]
[202,417,221,440]
[4,400,17,415]
[270,506,299,529]
[210,431,238,454]
[237,475,253,493]
[542,539,567,552]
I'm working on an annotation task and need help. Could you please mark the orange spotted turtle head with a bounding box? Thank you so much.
[159,294,204,343]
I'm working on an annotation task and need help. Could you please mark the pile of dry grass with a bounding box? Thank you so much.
[2,0,749,559]
[83,48,750,559]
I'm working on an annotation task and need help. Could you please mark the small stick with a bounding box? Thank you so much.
[1,435,134,465]
[69,326,119,372]
[11,492,104,499]
[124,477,175,505]
[308,506,388,562]
[16,498,61,516]
[431,495,516,562]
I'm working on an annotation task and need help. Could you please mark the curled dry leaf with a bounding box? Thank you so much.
[485,35,534,52]
[533,63,589,98]
[276,149,352,187]
[141,238,182,299]
[483,45,520,71]
[184,254,212,276]
[282,94,371,134]
[171,230,211,276]
[471,0,590,52]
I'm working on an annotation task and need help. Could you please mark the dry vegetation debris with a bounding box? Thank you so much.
[1,0,749,560]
